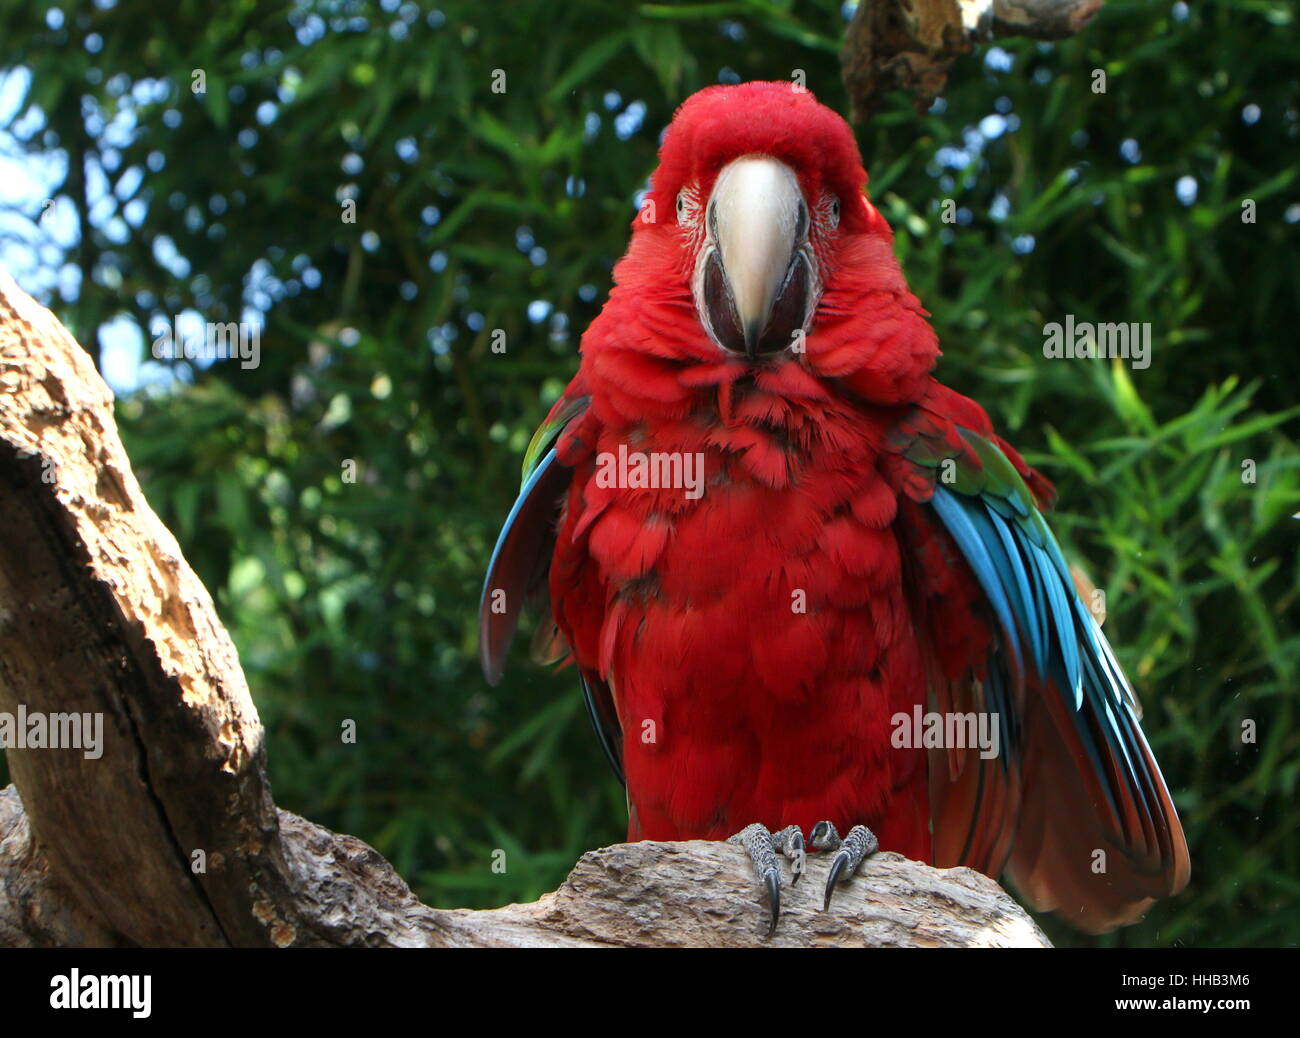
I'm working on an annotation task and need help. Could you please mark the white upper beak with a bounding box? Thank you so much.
[707,156,805,351]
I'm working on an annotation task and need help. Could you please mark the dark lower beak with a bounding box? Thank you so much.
[704,249,811,359]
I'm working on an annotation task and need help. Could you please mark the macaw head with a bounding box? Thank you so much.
[628,80,897,362]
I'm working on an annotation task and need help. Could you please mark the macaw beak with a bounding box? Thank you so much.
[698,155,813,359]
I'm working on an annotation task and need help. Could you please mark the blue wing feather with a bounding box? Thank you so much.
[929,489,1026,682]
[478,401,626,785]
[478,448,565,686]
[925,430,1188,929]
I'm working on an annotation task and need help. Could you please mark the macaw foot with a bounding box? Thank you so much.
[727,820,878,934]
[809,821,879,912]
[727,823,806,935]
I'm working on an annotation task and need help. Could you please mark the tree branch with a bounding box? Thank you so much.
[841,0,1104,121]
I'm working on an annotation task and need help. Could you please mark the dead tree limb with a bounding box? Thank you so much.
[0,272,1050,948]
[841,0,1104,121]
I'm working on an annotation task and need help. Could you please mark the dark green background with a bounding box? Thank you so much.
[0,0,1295,947]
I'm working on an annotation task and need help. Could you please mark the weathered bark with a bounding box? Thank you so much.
[841,0,1103,121]
[3,785,1049,947]
[0,271,298,946]
[0,271,1050,948]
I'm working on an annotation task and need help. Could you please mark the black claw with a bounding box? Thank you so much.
[821,825,878,912]
[765,868,781,935]
[730,823,797,935]
[823,850,849,911]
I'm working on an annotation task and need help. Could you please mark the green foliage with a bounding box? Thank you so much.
[0,0,1295,945]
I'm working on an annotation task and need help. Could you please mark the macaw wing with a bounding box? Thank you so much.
[902,422,1190,932]
[478,394,624,784]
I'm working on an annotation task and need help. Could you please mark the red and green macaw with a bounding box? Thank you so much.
[481,81,1189,933]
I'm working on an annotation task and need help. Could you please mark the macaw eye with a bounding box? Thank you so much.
[829,198,842,229]
[676,190,688,223]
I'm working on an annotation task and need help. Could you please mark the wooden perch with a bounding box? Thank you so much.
[841,0,1104,121]
[0,272,1050,948]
